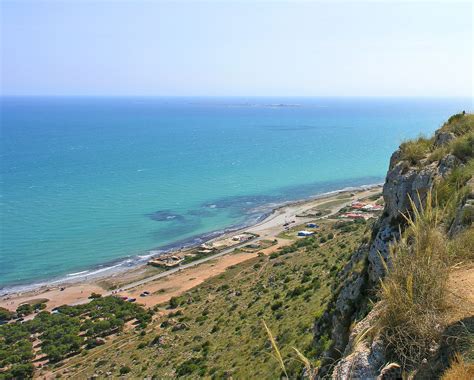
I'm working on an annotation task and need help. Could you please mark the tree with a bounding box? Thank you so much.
[169,296,179,309]
[8,363,34,379]
[0,307,13,322]
[16,304,33,317]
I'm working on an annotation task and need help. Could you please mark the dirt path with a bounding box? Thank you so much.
[117,238,293,308]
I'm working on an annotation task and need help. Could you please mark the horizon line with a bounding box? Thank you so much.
[1,94,473,99]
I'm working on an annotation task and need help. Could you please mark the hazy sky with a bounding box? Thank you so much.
[1,1,472,96]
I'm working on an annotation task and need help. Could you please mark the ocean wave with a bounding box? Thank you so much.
[67,270,90,276]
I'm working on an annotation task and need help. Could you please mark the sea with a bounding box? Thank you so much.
[0,96,472,291]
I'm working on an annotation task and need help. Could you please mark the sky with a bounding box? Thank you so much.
[0,1,473,97]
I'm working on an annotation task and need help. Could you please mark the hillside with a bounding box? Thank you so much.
[316,112,474,379]
[1,113,473,379]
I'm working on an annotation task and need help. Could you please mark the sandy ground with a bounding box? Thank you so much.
[447,263,474,323]
[118,238,293,308]
[0,186,382,313]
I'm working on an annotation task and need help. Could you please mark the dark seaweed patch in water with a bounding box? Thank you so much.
[146,210,186,222]
[150,218,202,241]
[186,208,216,218]
[200,177,383,217]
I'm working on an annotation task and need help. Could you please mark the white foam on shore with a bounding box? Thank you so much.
[67,270,90,277]
[0,182,383,296]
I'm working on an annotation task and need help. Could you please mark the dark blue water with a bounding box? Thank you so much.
[0,97,471,289]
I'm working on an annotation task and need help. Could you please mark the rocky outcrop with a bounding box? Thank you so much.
[438,154,461,178]
[332,306,386,380]
[313,119,471,379]
[367,155,438,283]
[368,142,463,283]
[449,177,474,237]
[434,131,456,147]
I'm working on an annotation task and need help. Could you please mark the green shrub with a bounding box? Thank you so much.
[0,307,14,322]
[168,296,179,309]
[6,363,35,379]
[435,159,473,224]
[16,304,33,317]
[119,365,131,374]
[175,356,206,377]
[399,136,433,164]
[451,133,474,162]
[444,113,474,136]
[271,302,283,311]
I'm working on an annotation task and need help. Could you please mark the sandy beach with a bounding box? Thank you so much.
[0,185,382,313]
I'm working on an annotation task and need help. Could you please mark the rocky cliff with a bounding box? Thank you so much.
[313,113,474,379]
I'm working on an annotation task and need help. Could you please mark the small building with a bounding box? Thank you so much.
[232,234,252,242]
[351,202,366,209]
[298,230,314,236]
[148,255,184,268]
[197,248,213,254]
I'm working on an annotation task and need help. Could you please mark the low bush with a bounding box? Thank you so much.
[0,307,14,322]
[399,136,433,164]
[435,159,473,225]
[16,304,33,317]
[448,227,474,261]
[119,365,131,375]
[444,113,474,136]
[451,133,474,162]
[379,193,449,368]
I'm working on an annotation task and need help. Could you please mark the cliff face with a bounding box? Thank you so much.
[367,134,460,284]
[314,115,473,379]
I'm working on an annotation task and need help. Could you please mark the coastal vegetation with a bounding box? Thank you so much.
[377,114,474,376]
[0,297,152,379]
[399,113,474,167]
[378,192,450,368]
[307,113,473,379]
[26,218,372,378]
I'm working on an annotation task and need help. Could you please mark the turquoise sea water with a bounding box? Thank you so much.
[0,97,472,290]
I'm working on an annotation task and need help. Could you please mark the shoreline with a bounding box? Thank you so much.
[0,183,383,311]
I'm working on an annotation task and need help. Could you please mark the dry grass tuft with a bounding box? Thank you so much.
[442,113,474,137]
[435,159,474,226]
[263,320,316,380]
[399,136,433,165]
[448,227,474,262]
[441,353,474,380]
[263,320,289,379]
[379,192,449,369]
